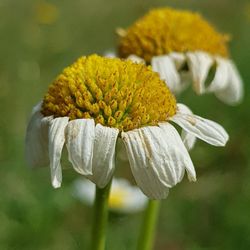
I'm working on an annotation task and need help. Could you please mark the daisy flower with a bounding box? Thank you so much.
[73,178,147,213]
[117,7,244,105]
[25,54,228,199]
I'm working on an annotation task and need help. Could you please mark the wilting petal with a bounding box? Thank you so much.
[158,123,196,183]
[169,52,186,70]
[25,102,52,168]
[182,129,196,151]
[186,51,214,94]
[215,60,243,105]
[169,52,191,92]
[177,104,197,150]
[122,124,196,199]
[65,119,95,175]
[48,117,69,188]
[151,55,182,93]
[122,126,170,199]
[89,124,119,188]
[207,57,229,92]
[171,103,229,146]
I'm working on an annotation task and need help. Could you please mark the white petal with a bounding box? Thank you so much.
[127,54,145,64]
[207,57,230,92]
[171,103,229,146]
[181,130,196,151]
[169,52,186,70]
[151,55,183,93]
[177,104,197,150]
[215,60,243,105]
[48,117,69,188]
[116,137,129,162]
[158,123,196,183]
[122,124,196,199]
[122,127,170,199]
[89,124,119,188]
[65,119,95,175]
[186,51,214,94]
[31,101,43,115]
[25,102,52,168]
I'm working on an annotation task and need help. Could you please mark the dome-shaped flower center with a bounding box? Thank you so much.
[42,54,176,131]
[118,7,229,63]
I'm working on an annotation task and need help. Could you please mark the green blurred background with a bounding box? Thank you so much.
[0,0,250,249]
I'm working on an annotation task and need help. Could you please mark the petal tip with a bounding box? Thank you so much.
[52,179,61,188]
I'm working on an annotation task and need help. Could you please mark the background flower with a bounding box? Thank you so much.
[118,7,244,105]
[72,178,147,213]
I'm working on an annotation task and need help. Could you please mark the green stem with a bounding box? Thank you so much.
[91,180,112,250]
[137,199,161,250]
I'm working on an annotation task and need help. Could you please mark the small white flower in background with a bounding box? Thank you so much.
[117,7,244,105]
[103,50,116,58]
[25,54,228,200]
[73,178,147,213]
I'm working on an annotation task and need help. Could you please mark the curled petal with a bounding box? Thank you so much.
[89,124,119,188]
[25,102,52,168]
[186,51,214,94]
[122,127,170,199]
[65,119,95,175]
[171,103,229,146]
[181,130,196,151]
[207,57,229,92]
[177,104,197,150]
[215,60,243,105]
[158,123,196,183]
[151,55,182,93]
[169,52,186,70]
[122,124,195,199]
[48,117,69,188]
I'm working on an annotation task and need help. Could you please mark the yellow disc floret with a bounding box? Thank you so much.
[108,187,127,209]
[42,54,176,131]
[118,7,229,63]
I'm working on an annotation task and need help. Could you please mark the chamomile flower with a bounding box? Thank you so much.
[73,178,147,213]
[25,54,228,199]
[117,7,243,105]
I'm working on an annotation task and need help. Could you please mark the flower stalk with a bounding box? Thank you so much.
[137,199,161,250]
[91,180,112,250]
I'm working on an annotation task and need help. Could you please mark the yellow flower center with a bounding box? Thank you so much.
[42,54,176,131]
[118,7,229,63]
[108,188,127,209]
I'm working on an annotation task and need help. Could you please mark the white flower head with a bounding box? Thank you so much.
[73,177,147,213]
[25,54,228,199]
[118,7,244,105]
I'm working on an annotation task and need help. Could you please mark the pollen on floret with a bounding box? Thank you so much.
[41,54,176,131]
[118,7,229,63]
